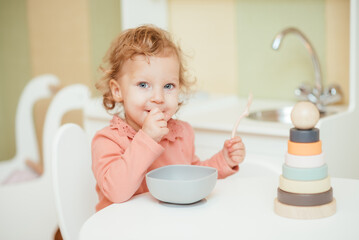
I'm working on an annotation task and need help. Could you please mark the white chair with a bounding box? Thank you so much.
[0,84,91,240]
[52,124,97,240]
[0,74,60,184]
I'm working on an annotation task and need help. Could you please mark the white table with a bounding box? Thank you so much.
[80,172,359,240]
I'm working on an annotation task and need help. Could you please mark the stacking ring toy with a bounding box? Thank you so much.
[279,175,331,194]
[277,187,333,206]
[282,163,328,181]
[285,153,325,168]
[290,128,320,143]
[287,140,322,156]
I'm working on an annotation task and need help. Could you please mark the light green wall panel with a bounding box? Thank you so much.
[0,0,31,160]
[88,0,122,96]
[236,0,326,100]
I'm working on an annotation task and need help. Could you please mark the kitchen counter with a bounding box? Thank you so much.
[177,94,347,137]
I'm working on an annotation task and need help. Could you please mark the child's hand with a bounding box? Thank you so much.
[142,108,169,142]
[223,136,245,168]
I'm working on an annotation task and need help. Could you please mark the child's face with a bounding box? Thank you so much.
[111,52,180,131]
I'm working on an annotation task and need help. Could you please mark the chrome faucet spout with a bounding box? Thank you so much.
[272,27,323,98]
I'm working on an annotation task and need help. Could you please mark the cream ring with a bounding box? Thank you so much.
[288,140,322,156]
[279,175,331,194]
[285,153,325,168]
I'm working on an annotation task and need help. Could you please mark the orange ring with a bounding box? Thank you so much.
[288,140,322,156]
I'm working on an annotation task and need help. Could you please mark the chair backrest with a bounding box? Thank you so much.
[15,74,60,163]
[43,84,90,176]
[52,123,97,240]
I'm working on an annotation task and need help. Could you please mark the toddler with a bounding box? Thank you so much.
[92,25,245,211]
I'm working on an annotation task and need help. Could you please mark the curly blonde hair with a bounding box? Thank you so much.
[96,25,195,112]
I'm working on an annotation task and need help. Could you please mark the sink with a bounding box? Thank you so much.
[247,107,336,124]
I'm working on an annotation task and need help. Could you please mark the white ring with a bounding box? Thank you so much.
[285,153,325,168]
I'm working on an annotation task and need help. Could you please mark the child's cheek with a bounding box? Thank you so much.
[166,100,179,119]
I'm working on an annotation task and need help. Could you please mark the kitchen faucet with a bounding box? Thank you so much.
[271,27,342,112]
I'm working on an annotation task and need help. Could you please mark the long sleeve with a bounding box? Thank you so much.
[92,129,164,203]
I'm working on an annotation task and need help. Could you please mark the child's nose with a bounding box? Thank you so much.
[150,88,164,103]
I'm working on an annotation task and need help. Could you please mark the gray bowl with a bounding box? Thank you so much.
[146,165,218,204]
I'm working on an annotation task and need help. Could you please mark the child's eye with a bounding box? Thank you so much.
[164,83,175,90]
[138,82,149,88]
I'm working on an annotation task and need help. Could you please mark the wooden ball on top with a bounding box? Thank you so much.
[291,101,320,129]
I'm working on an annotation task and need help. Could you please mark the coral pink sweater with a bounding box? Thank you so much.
[92,115,238,211]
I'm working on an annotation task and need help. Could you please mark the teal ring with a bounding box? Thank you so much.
[282,163,328,181]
